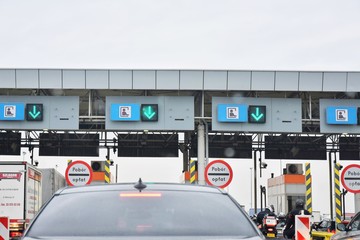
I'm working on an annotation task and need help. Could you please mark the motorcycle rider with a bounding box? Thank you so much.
[256,205,276,226]
[283,199,311,239]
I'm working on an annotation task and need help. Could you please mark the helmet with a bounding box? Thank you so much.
[295,199,305,208]
[266,205,274,212]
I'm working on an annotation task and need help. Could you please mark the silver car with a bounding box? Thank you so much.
[22,179,264,239]
[331,211,360,240]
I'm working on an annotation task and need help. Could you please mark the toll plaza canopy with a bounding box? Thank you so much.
[0,68,360,160]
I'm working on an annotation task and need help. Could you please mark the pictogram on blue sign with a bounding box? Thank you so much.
[326,106,357,125]
[0,103,25,121]
[217,104,248,122]
[111,104,140,121]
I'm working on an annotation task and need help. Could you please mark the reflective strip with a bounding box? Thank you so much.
[295,215,310,240]
[334,163,342,223]
[305,163,312,213]
[190,159,196,184]
[105,160,110,184]
[0,217,9,240]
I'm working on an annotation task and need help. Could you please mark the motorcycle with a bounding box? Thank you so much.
[258,214,278,238]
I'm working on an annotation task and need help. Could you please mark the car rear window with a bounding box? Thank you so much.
[26,190,258,237]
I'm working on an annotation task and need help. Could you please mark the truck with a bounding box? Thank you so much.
[39,168,66,204]
[0,161,42,239]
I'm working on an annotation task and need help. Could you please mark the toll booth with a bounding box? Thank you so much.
[267,164,306,214]
[90,161,115,184]
[179,171,198,184]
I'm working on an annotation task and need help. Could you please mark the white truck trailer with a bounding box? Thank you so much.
[0,161,42,239]
[39,168,66,204]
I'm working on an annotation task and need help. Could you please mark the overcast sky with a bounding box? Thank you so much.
[1,0,360,70]
[1,0,360,216]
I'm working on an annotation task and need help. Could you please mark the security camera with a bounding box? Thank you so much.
[34,160,39,166]
[261,162,268,169]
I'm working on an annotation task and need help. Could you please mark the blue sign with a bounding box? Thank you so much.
[217,104,248,122]
[326,106,357,125]
[0,103,25,121]
[110,103,140,121]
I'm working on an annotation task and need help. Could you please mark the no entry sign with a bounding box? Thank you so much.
[205,160,233,188]
[341,164,360,193]
[65,160,93,186]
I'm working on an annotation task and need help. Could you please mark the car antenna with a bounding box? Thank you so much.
[134,178,147,192]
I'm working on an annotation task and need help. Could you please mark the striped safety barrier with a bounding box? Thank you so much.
[295,214,310,240]
[0,216,9,240]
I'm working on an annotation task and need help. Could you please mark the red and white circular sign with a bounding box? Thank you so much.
[65,160,93,186]
[341,164,360,194]
[205,160,233,188]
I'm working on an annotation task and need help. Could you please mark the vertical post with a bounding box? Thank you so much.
[189,159,196,184]
[305,163,312,213]
[260,185,263,211]
[341,189,348,220]
[329,151,334,220]
[250,167,253,210]
[334,163,342,223]
[263,186,267,208]
[67,160,72,186]
[105,148,111,184]
[197,123,206,185]
[355,194,360,213]
[116,164,118,183]
[254,150,258,213]
[105,160,111,184]
[259,156,263,178]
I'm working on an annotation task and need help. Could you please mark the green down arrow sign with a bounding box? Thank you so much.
[248,105,266,123]
[26,104,43,121]
[141,104,158,121]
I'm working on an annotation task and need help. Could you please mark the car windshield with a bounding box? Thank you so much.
[26,189,258,237]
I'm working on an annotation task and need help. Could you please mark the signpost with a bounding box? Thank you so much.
[205,160,233,188]
[65,160,93,186]
[341,164,360,193]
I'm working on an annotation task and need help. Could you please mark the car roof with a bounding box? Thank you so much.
[57,181,227,195]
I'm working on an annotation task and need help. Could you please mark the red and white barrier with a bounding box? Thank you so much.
[0,216,9,240]
[295,214,311,240]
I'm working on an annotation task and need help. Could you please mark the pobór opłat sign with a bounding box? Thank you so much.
[341,164,360,193]
[205,160,233,188]
[65,161,93,186]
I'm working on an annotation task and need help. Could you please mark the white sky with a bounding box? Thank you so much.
[1,0,360,216]
[0,0,360,70]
